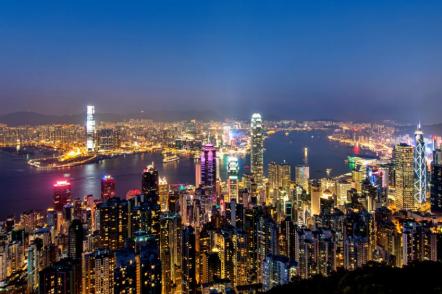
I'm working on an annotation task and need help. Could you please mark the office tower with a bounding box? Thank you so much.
[336,178,352,207]
[182,226,196,294]
[295,165,310,192]
[310,180,321,216]
[68,219,83,261]
[82,249,115,294]
[227,156,239,202]
[39,258,80,294]
[160,214,182,294]
[142,165,161,240]
[159,177,169,212]
[414,123,427,205]
[268,161,291,192]
[200,144,217,188]
[101,175,116,200]
[195,158,201,187]
[142,164,159,200]
[86,105,96,152]
[97,197,129,250]
[251,113,264,185]
[431,148,442,213]
[53,180,72,212]
[393,144,415,210]
[97,128,120,151]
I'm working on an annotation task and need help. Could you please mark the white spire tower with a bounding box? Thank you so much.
[414,122,427,205]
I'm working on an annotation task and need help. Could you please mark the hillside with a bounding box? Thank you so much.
[267,261,442,294]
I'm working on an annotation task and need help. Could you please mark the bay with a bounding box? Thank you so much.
[0,130,374,218]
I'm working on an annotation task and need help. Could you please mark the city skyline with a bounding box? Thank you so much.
[2,1,442,293]
[1,1,442,123]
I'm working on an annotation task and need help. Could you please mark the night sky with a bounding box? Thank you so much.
[1,1,442,123]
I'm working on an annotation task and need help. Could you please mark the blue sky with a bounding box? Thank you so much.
[1,1,442,122]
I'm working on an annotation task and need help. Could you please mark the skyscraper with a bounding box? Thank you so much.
[82,249,115,294]
[142,164,159,202]
[250,113,264,185]
[414,123,427,205]
[97,197,129,250]
[393,144,415,210]
[101,175,116,200]
[200,144,217,188]
[141,165,161,240]
[182,226,196,294]
[431,147,442,213]
[68,219,84,261]
[86,105,96,153]
[53,180,72,212]
[227,156,239,202]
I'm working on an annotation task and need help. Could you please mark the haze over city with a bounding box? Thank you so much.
[1,1,442,122]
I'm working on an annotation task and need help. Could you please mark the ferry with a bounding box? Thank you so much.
[163,153,179,163]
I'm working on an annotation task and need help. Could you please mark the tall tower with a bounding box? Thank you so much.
[142,164,161,240]
[68,219,84,261]
[142,164,159,203]
[53,180,72,212]
[227,156,239,202]
[200,144,217,188]
[250,113,264,185]
[414,123,427,205]
[86,105,96,152]
[101,175,116,200]
[393,144,415,210]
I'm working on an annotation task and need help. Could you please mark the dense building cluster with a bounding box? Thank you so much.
[0,113,442,293]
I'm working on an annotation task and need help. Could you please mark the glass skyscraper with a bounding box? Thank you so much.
[414,123,427,205]
[250,113,264,185]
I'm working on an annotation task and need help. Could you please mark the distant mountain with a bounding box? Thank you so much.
[0,110,223,126]
[397,123,442,136]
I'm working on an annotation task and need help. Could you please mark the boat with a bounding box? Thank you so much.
[163,153,179,163]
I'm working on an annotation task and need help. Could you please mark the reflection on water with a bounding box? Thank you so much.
[0,130,374,217]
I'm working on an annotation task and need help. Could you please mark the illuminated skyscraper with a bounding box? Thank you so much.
[268,161,291,192]
[414,123,427,205]
[200,144,217,188]
[195,158,201,187]
[159,177,169,212]
[53,180,72,212]
[101,175,116,200]
[393,144,415,210]
[97,197,129,250]
[82,249,115,294]
[182,226,196,294]
[251,113,264,185]
[86,105,96,152]
[141,165,161,241]
[227,156,239,202]
[431,148,442,213]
